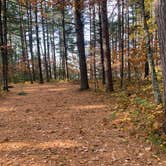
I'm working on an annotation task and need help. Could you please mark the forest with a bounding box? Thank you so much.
[1,0,166,165]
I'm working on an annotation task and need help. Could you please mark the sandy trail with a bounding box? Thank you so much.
[0,82,165,166]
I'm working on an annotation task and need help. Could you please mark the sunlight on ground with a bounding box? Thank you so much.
[0,106,8,112]
[70,105,107,110]
[0,140,82,152]
[11,83,70,93]
[0,106,16,112]
[47,88,69,92]
[22,88,39,93]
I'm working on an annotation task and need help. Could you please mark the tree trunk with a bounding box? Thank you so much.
[98,2,105,85]
[120,0,125,88]
[27,2,36,81]
[127,0,131,81]
[73,0,89,90]
[19,3,33,84]
[46,18,52,79]
[51,23,57,80]
[141,0,161,104]
[41,2,49,82]
[92,4,97,89]
[156,0,166,111]
[61,3,69,80]
[35,0,43,83]
[0,0,8,91]
[101,0,114,92]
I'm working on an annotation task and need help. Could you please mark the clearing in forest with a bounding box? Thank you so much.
[0,82,166,165]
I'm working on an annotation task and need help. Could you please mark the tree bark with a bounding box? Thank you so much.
[98,2,105,85]
[101,0,114,92]
[156,0,166,111]
[73,0,89,90]
[41,2,49,82]
[27,2,36,81]
[141,0,161,104]
[61,2,69,80]
[0,0,8,91]
[35,0,43,83]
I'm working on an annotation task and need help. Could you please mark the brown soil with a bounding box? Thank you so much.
[0,82,166,166]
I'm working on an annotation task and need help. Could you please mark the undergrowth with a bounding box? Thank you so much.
[94,79,166,154]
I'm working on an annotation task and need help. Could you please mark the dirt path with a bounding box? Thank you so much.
[0,83,166,166]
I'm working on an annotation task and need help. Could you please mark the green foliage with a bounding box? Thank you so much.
[13,72,32,83]
[134,97,155,109]
[109,111,117,121]
[148,131,162,145]
[17,91,27,96]
[132,109,141,116]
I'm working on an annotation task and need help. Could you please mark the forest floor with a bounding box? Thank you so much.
[0,82,166,165]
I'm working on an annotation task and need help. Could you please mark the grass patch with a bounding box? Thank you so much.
[148,131,162,145]
[17,91,27,96]
[134,97,155,109]
[109,111,117,121]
